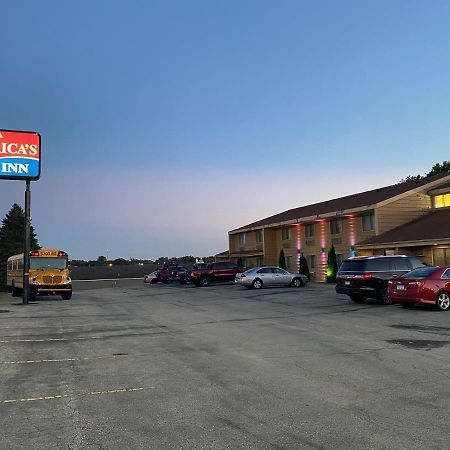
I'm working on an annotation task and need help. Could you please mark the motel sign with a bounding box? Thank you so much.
[0,129,41,180]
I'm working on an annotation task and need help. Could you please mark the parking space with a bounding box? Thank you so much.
[1,282,450,449]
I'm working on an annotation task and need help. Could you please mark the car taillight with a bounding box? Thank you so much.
[363,274,372,280]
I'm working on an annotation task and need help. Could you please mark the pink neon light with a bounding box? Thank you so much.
[348,215,356,246]
[320,220,327,282]
[296,224,301,271]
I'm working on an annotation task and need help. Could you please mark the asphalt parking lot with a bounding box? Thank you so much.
[1,281,450,449]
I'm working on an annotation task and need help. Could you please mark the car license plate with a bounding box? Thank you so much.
[397,284,405,291]
[345,281,350,286]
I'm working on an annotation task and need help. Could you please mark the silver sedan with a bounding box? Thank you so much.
[235,266,308,289]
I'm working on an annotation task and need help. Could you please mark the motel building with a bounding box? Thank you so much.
[222,172,450,282]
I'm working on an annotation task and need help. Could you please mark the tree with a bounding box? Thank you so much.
[113,258,128,265]
[400,160,450,182]
[427,161,450,177]
[299,254,311,281]
[278,249,287,270]
[0,204,39,289]
[96,255,107,266]
[326,244,339,283]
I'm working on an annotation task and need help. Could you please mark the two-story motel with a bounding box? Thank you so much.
[224,172,450,281]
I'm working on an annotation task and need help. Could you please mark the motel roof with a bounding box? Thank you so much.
[230,172,450,233]
[357,208,450,247]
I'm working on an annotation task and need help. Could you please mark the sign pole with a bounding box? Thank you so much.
[23,180,31,305]
[0,129,41,305]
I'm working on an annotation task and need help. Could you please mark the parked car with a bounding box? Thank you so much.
[388,266,450,310]
[144,271,159,284]
[236,266,308,289]
[192,263,209,270]
[335,255,427,304]
[169,266,189,284]
[190,262,245,287]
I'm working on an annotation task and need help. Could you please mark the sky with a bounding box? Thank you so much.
[1,0,449,260]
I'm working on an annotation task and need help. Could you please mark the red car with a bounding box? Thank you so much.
[388,266,450,310]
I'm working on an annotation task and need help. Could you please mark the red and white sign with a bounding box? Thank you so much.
[0,129,41,180]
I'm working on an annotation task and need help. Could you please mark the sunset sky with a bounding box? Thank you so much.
[1,0,449,260]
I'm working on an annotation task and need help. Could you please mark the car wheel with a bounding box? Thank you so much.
[252,279,263,289]
[377,287,392,305]
[61,292,72,300]
[200,277,210,287]
[349,295,364,303]
[436,291,450,311]
[292,278,302,288]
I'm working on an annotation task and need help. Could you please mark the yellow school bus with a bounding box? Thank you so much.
[7,249,72,300]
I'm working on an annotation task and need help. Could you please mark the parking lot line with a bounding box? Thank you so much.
[0,331,172,343]
[0,354,126,364]
[0,387,146,405]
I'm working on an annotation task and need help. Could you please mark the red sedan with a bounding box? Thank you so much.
[388,266,450,310]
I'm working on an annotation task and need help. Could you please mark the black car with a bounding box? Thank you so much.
[335,255,427,304]
[169,265,189,284]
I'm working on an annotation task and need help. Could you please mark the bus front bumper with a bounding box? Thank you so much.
[32,284,72,293]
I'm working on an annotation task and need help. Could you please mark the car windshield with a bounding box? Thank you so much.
[30,257,67,270]
[401,267,440,278]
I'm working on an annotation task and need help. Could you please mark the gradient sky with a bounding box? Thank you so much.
[1,0,449,260]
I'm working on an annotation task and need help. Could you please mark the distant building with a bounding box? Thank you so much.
[227,173,450,281]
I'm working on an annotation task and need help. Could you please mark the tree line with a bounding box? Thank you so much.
[71,255,215,267]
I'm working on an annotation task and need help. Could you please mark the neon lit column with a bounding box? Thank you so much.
[296,224,302,272]
[348,214,356,256]
[320,220,327,282]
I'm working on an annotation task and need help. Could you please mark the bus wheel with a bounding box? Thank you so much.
[61,292,72,300]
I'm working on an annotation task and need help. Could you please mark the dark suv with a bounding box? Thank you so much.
[336,256,427,304]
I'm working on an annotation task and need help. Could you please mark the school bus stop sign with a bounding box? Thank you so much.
[0,129,41,181]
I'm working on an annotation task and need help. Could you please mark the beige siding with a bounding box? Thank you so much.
[263,228,278,266]
[377,193,432,234]
[229,234,240,253]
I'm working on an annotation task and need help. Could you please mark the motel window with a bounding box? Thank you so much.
[306,254,316,270]
[239,233,246,246]
[434,193,450,208]
[336,254,344,268]
[255,230,263,244]
[304,223,314,238]
[362,213,375,231]
[330,219,342,235]
[282,228,292,240]
[255,256,264,267]
[285,256,292,271]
